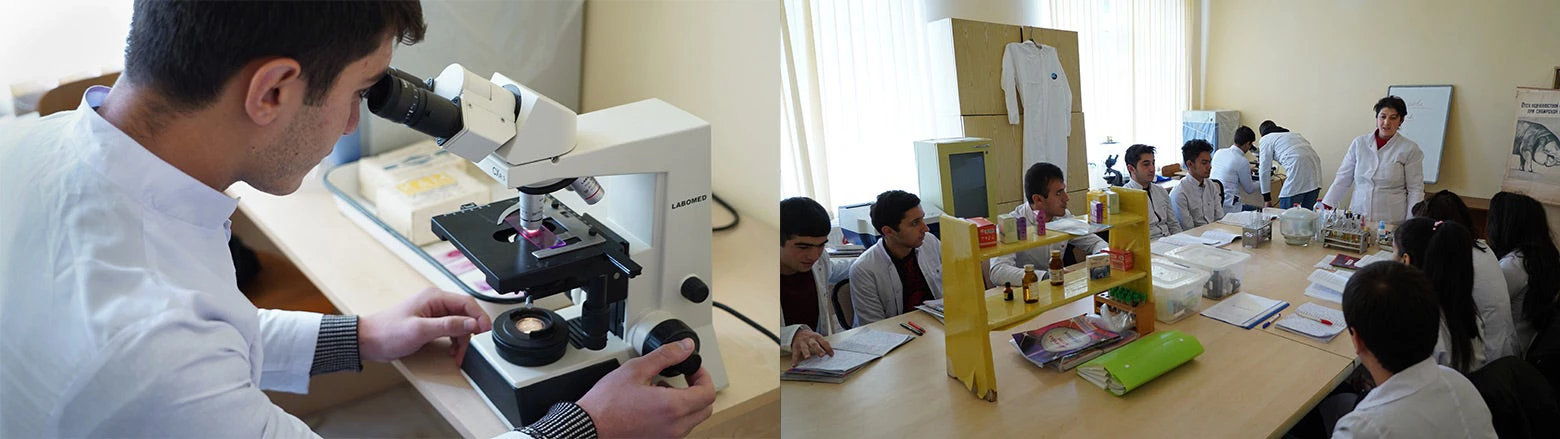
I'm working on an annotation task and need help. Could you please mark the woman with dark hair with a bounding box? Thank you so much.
[1487,191,1560,352]
[1395,218,1487,373]
[1413,190,1517,360]
[1321,96,1426,224]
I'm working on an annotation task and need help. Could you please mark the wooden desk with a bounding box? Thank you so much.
[230,167,779,438]
[781,300,1353,438]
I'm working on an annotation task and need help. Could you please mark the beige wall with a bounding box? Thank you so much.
[923,0,1043,26]
[581,0,780,227]
[1204,0,1560,209]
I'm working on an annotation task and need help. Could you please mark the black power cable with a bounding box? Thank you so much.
[712,194,739,232]
[714,301,780,344]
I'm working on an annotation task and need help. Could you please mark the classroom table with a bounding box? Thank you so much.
[229,166,780,438]
[781,218,1368,438]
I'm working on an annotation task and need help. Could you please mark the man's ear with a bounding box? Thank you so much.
[243,58,305,126]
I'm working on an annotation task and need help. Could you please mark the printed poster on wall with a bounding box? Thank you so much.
[1502,88,1560,205]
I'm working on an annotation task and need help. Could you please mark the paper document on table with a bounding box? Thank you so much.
[832,328,913,357]
[1217,211,1278,227]
[1275,303,1348,342]
[1305,284,1343,304]
[1304,269,1352,304]
[1048,217,1112,236]
[1199,230,1241,246]
[1161,230,1236,247]
[1199,292,1288,329]
[1151,240,1182,256]
[789,349,877,373]
[1354,250,1395,269]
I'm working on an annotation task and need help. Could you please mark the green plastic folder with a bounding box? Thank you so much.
[1075,330,1204,396]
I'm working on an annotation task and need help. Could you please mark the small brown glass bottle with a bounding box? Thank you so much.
[1022,265,1039,303]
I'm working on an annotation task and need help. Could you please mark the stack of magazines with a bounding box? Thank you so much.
[1009,314,1139,371]
[913,299,944,323]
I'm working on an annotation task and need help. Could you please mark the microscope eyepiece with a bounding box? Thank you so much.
[365,68,464,142]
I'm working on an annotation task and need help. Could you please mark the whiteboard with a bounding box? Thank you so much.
[1387,85,1453,184]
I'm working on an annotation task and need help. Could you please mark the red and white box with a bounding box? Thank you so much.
[970,217,997,248]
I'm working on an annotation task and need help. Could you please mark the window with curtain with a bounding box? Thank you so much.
[1041,0,1190,172]
[781,0,937,213]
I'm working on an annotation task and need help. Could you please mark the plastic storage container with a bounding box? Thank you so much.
[1151,256,1211,323]
[1164,244,1253,300]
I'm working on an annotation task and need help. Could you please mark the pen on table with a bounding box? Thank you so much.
[899,322,923,336]
[906,321,926,334]
[1262,313,1282,329]
[1298,313,1334,326]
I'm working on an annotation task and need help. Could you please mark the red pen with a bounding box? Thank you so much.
[906,321,926,333]
[1319,319,1334,326]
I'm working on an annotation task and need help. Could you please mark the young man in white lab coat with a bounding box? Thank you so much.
[0,3,711,438]
[1321,96,1426,224]
[850,190,943,327]
[1327,262,1496,438]
[1256,120,1324,209]
[1211,126,1267,213]
[1119,144,1182,239]
[780,197,851,365]
[988,162,1108,287]
[1170,140,1225,230]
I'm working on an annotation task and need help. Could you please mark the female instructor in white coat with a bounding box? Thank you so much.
[1321,96,1425,224]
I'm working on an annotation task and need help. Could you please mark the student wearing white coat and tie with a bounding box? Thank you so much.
[1170,140,1226,230]
[989,163,1108,287]
[850,190,943,327]
[1321,96,1426,224]
[1119,144,1182,239]
[779,197,851,365]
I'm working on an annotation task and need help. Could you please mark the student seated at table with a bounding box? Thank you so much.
[1120,144,1181,239]
[779,197,849,365]
[1412,190,1517,360]
[1169,139,1225,230]
[1394,218,1489,374]
[988,163,1108,288]
[1487,191,1560,353]
[849,190,942,327]
[1329,261,1497,438]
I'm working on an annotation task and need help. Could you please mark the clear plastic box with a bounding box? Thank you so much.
[1165,244,1252,300]
[1151,257,1211,323]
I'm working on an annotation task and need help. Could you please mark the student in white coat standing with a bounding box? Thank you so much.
[1120,144,1182,239]
[989,163,1107,286]
[1256,120,1324,209]
[850,190,943,327]
[1211,126,1267,212]
[780,197,851,365]
[1322,96,1426,224]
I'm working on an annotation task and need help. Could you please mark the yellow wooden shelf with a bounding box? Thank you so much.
[972,213,1144,261]
[984,270,1148,330]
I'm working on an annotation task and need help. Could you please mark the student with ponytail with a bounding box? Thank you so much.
[1394,218,1488,373]
[1412,190,1517,360]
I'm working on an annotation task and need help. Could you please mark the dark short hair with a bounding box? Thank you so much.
[781,197,832,245]
[1234,126,1255,146]
[1375,96,1409,118]
[1258,120,1289,136]
[869,190,921,234]
[1342,261,1441,373]
[1124,144,1156,169]
[124,0,426,111]
[1024,162,1065,202]
[1415,190,1478,242]
[1181,139,1214,164]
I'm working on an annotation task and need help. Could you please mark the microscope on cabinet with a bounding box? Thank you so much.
[363,65,727,428]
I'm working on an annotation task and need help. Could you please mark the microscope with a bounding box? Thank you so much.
[364,65,728,428]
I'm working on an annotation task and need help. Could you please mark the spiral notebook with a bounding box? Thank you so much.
[1274,302,1348,342]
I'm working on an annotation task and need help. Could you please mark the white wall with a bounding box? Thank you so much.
[581,0,780,228]
[923,0,1043,26]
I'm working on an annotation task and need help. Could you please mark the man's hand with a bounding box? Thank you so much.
[789,327,833,366]
[577,339,717,438]
[359,287,493,364]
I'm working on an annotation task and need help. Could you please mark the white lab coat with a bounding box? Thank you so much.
[1123,179,1182,239]
[1332,358,1496,438]
[1321,132,1425,224]
[1435,318,1489,373]
[0,87,323,437]
[1501,251,1536,351]
[1002,41,1072,168]
[1471,245,1516,360]
[1211,145,1261,213]
[850,233,943,327]
[1169,175,1226,231]
[780,254,852,354]
[1257,132,1323,198]
[988,203,1107,287]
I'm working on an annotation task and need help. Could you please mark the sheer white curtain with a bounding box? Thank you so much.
[781,0,937,212]
[1041,0,1190,165]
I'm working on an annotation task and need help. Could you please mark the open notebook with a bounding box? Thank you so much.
[782,328,913,383]
[1200,293,1288,329]
[1274,302,1348,342]
[1077,330,1205,395]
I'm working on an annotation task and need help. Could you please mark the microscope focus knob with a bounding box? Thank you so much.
[680,276,710,303]
[642,319,702,378]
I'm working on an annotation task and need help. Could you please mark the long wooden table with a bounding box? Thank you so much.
[782,220,1367,438]
[231,167,780,438]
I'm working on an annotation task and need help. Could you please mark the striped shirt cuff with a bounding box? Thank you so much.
[310,315,362,375]
[518,402,598,439]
